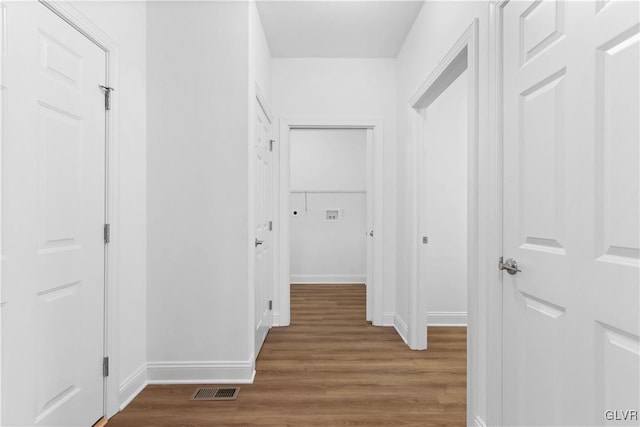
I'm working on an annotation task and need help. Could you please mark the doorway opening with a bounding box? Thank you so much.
[289,128,368,289]
[276,121,384,327]
[418,68,469,331]
[408,19,479,425]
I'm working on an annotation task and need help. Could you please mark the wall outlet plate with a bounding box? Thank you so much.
[326,209,339,220]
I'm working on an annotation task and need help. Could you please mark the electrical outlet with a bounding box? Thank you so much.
[326,209,339,221]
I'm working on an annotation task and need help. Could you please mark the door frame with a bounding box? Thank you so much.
[408,18,479,350]
[408,18,497,427]
[275,119,384,327]
[26,0,122,420]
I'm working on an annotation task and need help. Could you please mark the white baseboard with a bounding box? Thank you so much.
[272,311,281,326]
[290,274,366,284]
[146,360,255,384]
[428,311,467,326]
[382,312,395,326]
[473,415,487,427]
[119,363,148,411]
[394,314,409,345]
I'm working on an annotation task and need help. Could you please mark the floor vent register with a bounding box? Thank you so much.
[191,387,240,401]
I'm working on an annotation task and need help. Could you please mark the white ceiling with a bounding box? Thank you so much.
[256,1,425,58]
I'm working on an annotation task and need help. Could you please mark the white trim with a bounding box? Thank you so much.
[146,361,256,384]
[486,2,508,425]
[0,4,5,417]
[272,311,282,327]
[290,274,366,284]
[393,314,409,345]
[427,312,468,326]
[277,119,384,327]
[381,311,395,326]
[473,415,488,427]
[408,19,480,427]
[36,0,122,420]
[408,19,479,350]
[255,83,273,125]
[118,363,147,411]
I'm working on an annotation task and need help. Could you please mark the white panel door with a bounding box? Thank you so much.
[254,100,273,355]
[2,2,106,426]
[502,0,639,425]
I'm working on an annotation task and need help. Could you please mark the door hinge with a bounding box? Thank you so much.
[269,221,273,231]
[99,85,115,110]
[269,139,274,152]
[104,223,111,244]
[103,357,109,377]
[268,300,273,310]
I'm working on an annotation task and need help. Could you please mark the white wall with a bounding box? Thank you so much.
[289,129,367,283]
[290,129,366,192]
[271,58,397,323]
[395,2,492,425]
[146,1,253,382]
[69,1,148,413]
[423,70,468,325]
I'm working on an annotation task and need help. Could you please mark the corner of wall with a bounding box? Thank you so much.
[119,363,148,411]
[393,313,409,345]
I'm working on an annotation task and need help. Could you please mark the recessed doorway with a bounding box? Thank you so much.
[275,120,384,327]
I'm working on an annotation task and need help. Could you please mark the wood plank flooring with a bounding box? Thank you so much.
[108,284,466,426]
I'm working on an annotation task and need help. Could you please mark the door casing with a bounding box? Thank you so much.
[275,119,384,327]
[408,19,487,427]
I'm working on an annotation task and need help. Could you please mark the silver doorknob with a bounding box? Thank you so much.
[499,257,521,275]
[255,238,264,247]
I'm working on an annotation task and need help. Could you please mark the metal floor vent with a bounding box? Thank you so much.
[191,387,240,401]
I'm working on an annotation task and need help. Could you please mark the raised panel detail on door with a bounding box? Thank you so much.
[595,26,639,265]
[520,0,565,65]
[39,30,82,86]
[37,103,83,251]
[596,322,640,426]
[519,69,566,254]
[35,281,82,423]
[520,293,566,425]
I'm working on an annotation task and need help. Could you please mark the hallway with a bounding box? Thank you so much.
[108,285,466,426]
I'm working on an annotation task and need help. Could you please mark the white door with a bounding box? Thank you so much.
[502,0,639,425]
[2,2,107,426]
[254,100,273,355]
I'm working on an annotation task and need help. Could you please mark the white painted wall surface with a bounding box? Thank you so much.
[423,70,468,324]
[290,192,366,284]
[290,129,366,192]
[271,59,397,323]
[68,1,148,412]
[146,1,253,381]
[289,129,366,284]
[395,2,491,425]
[250,1,272,102]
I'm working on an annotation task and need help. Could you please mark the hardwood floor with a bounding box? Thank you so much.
[108,284,466,426]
